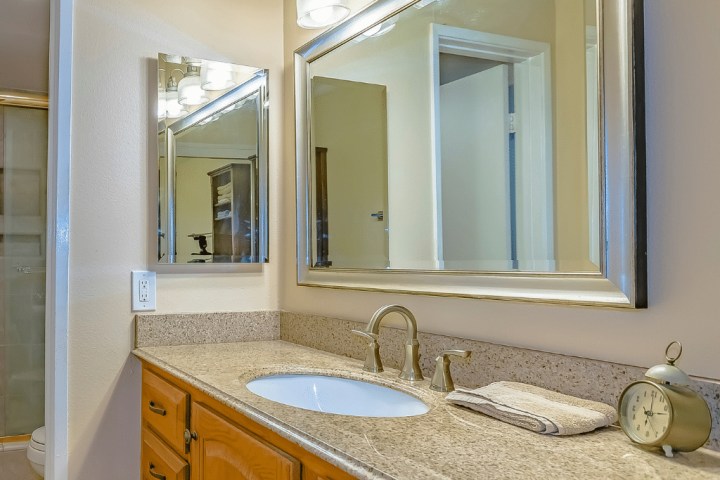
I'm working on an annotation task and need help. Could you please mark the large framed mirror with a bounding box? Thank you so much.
[295,0,646,307]
[155,54,269,271]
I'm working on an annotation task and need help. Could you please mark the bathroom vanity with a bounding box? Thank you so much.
[140,360,352,480]
[134,340,720,480]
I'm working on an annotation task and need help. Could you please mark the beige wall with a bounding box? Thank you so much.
[69,0,283,477]
[282,0,720,382]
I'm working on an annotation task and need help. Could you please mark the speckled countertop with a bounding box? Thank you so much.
[133,341,720,479]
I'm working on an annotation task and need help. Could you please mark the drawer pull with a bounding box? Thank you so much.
[148,401,167,416]
[149,463,166,480]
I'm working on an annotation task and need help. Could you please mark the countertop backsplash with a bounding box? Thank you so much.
[134,310,720,451]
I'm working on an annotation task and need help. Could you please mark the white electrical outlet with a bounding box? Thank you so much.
[132,271,156,311]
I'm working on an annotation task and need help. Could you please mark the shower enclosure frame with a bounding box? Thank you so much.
[0,90,48,448]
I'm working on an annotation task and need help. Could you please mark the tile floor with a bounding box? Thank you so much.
[0,448,41,480]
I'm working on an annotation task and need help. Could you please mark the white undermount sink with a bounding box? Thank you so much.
[246,374,429,417]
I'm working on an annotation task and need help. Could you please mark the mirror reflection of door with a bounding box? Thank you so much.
[439,62,513,271]
[311,77,389,269]
[433,25,555,272]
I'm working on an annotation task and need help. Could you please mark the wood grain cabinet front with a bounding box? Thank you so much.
[190,402,301,480]
[142,368,190,455]
[140,363,357,480]
[142,427,189,480]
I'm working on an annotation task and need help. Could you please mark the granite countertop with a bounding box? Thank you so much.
[133,340,720,479]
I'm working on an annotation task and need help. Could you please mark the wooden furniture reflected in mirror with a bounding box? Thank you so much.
[314,147,331,267]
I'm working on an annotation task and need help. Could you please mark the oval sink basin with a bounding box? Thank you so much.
[246,374,429,417]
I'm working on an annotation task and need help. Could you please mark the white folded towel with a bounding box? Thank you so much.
[446,381,617,436]
[217,184,231,194]
[215,210,231,220]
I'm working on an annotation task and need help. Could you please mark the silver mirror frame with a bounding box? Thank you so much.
[295,0,646,307]
[152,69,270,273]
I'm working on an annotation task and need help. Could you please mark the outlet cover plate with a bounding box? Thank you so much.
[131,270,156,311]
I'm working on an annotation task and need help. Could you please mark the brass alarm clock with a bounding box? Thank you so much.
[618,341,711,457]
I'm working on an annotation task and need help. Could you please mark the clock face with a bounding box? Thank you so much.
[619,382,673,444]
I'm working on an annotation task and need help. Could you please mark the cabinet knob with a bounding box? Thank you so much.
[184,428,198,445]
[149,463,167,480]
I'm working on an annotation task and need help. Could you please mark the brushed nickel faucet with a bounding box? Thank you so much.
[352,305,424,381]
[430,349,471,392]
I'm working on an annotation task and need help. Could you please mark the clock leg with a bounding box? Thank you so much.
[662,444,674,458]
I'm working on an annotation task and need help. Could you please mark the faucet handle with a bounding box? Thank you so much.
[351,330,383,373]
[351,330,379,342]
[430,349,471,392]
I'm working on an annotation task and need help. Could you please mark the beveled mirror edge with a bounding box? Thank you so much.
[295,0,647,308]
[150,61,270,273]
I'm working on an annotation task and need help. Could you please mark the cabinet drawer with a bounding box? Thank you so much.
[142,427,189,480]
[142,368,189,454]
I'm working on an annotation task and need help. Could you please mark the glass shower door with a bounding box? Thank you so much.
[0,105,47,438]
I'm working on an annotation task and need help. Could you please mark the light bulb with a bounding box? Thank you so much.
[296,0,350,29]
[178,66,208,106]
[202,61,236,91]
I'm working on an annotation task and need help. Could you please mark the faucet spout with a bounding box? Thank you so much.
[363,305,423,382]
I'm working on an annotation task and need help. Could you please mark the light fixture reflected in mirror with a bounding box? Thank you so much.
[201,60,237,91]
[178,65,208,106]
[296,0,350,29]
[164,75,186,119]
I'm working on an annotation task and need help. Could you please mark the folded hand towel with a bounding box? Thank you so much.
[446,381,617,436]
[215,209,231,220]
[217,184,231,194]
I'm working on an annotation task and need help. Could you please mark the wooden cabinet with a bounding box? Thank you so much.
[142,427,189,480]
[190,402,300,480]
[140,363,355,480]
[207,160,258,263]
[142,368,189,455]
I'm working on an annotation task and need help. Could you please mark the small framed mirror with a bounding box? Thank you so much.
[295,0,646,307]
[155,54,269,271]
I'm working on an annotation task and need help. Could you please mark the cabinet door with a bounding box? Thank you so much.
[190,402,301,480]
[142,427,189,480]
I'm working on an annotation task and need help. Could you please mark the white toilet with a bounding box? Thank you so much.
[26,426,45,478]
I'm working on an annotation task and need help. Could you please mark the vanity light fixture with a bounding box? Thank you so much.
[157,76,167,120]
[178,65,208,106]
[201,60,237,91]
[164,75,186,119]
[296,0,350,29]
